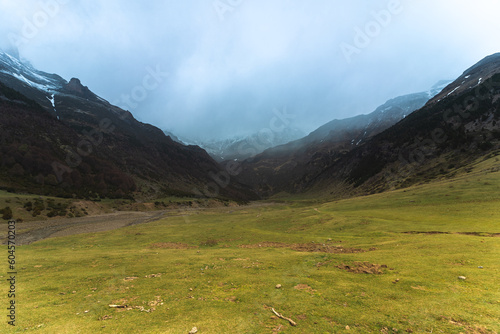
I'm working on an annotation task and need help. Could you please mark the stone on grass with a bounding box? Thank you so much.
[458,276,466,280]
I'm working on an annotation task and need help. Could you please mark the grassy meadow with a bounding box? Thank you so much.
[1,156,500,333]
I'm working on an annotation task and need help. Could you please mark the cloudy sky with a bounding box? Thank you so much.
[1,0,500,140]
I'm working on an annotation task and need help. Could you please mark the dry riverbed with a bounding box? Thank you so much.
[2,202,279,245]
[2,210,168,245]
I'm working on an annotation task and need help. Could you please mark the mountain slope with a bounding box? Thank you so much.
[0,51,255,200]
[234,82,449,196]
[301,53,500,196]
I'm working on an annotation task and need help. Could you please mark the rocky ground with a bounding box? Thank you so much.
[3,210,167,245]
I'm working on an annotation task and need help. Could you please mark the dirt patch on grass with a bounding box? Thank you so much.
[6,211,167,245]
[457,232,500,237]
[403,231,450,235]
[404,231,500,237]
[294,284,316,294]
[110,296,163,313]
[123,277,138,282]
[145,273,163,278]
[239,242,366,253]
[149,242,198,249]
[337,262,388,274]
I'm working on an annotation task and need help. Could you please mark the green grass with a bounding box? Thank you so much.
[2,158,500,333]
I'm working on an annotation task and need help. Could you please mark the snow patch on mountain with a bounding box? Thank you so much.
[46,93,60,119]
[0,50,65,93]
[447,86,461,96]
[47,94,55,108]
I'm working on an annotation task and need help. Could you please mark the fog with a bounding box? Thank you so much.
[1,0,500,140]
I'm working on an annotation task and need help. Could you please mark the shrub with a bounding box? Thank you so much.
[24,201,33,211]
[47,210,57,218]
[1,206,13,220]
[32,199,45,217]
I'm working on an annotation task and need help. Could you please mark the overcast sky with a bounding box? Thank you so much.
[1,0,500,140]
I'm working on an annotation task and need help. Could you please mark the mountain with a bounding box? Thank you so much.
[338,53,500,193]
[233,81,450,196]
[431,54,500,103]
[163,130,184,144]
[3,49,497,201]
[191,127,306,162]
[236,53,500,197]
[0,50,256,200]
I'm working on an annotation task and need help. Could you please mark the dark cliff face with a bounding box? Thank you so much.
[63,78,93,98]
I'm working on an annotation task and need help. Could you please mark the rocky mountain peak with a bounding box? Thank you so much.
[65,78,85,93]
[63,77,95,99]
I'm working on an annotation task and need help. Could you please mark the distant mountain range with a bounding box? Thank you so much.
[0,50,255,200]
[181,127,306,162]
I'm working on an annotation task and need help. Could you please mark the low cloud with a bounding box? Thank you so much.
[1,0,499,140]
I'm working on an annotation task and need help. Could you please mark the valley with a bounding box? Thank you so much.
[1,154,498,333]
[0,32,499,334]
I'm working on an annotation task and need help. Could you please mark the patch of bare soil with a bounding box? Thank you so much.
[239,242,366,253]
[337,262,388,274]
[404,231,500,237]
[149,242,197,249]
[3,202,283,246]
[457,232,500,237]
[5,211,167,245]
[404,231,450,235]
[293,284,316,294]
[109,296,164,313]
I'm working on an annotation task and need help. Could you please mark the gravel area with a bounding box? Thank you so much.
[2,202,280,246]
[4,211,167,245]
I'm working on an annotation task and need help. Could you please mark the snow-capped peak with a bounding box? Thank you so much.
[0,50,66,93]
